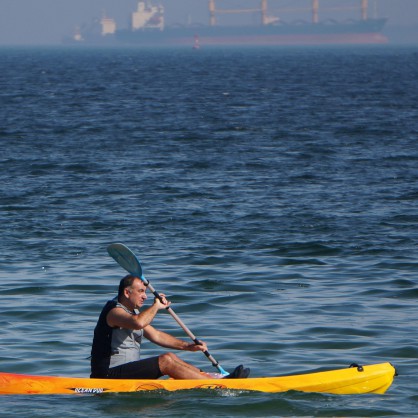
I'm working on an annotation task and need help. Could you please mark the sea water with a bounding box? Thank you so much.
[0,45,417,417]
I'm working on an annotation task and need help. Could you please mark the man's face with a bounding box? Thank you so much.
[126,278,148,309]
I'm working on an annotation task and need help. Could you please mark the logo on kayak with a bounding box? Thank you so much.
[70,387,106,394]
[135,383,165,391]
[195,384,227,390]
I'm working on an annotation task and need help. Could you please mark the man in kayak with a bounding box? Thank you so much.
[91,274,250,380]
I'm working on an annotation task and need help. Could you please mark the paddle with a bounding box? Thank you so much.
[107,243,229,376]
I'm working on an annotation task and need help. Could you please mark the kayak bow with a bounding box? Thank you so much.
[0,362,396,396]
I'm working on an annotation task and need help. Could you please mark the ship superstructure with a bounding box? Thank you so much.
[132,1,164,31]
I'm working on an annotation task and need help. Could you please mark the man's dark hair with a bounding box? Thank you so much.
[118,274,139,298]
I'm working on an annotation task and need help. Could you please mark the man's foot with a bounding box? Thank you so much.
[223,365,250,379]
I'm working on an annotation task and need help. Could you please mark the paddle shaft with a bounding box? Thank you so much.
[143,278,227,375]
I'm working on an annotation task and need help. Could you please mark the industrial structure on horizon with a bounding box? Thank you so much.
[68,0,388,46]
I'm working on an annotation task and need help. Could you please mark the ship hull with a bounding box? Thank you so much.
[114,18,388,46]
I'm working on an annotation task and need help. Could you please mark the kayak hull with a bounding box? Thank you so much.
[0,362,395,396]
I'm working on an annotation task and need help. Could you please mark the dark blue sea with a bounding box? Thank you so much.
[1,45,417,417]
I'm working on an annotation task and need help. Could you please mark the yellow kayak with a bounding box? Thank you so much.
[0,362,395,396]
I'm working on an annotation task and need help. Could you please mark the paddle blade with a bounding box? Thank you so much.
[107,243,144,279]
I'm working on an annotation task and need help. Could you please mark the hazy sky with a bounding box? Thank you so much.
[0,0,417,45]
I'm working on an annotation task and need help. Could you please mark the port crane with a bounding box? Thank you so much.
[208,0,374,26]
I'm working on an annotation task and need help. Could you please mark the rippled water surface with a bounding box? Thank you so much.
[1,45,417,416]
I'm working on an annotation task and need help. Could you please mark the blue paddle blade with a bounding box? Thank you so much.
[107,243,144,279]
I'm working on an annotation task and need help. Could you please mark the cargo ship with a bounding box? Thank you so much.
[67,0,388,47]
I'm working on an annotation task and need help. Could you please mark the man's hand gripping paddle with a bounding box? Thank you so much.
[107,243,229,376]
